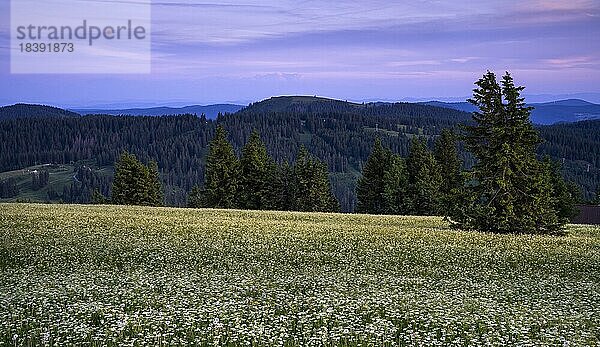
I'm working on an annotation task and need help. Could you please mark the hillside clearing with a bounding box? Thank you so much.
[0,204,599,345]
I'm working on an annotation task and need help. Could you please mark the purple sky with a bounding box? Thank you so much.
[1,0,599,107]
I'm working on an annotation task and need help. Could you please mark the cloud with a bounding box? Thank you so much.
[1,0,599,104]
[523,0,598,11]
[543,56,596,68]
[451,57,480,63]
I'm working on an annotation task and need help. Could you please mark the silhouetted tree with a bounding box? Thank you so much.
[382,154,409,214]
[543,157,578,222]
[147,161,164,206]
[271,161,296,211]
[294,146,339,212]
[187,185,205,208]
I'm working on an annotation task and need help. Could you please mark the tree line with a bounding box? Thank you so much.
[106,72,578,235]
[188,126,338,212]
[0,93,598,209]
[356,130,461,216]
[107,126,339,213]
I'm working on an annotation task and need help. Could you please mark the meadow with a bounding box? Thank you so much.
[0,203,599,346]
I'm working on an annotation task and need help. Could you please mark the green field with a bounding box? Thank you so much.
[0,163,113,203]
[1,204,599,345]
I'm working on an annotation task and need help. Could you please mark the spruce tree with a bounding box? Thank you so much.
[91,188,108,204]
[382,154,409,214]
[405,137,442,215]
[356,138,393,214]
[543,157,578,222]
[112,151,146,205]
[187,185,205,208]
[294,146,313,211]
[146,160,164,206]
[294,146,339,212]
[272,161,296,211]
[239,130,276,210]
[434,129,463,215]
[203,125,240,209]
[451,71,562,234]
[112,151,163,206]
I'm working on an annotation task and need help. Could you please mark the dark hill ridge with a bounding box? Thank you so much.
[1,97,473,123]
[535,99,596,107]
[0,104,80,119]
[530,101,600,124]
[240,96,364,114]
[241,96,472,122]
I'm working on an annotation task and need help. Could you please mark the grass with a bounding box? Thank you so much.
[0,203,599,345]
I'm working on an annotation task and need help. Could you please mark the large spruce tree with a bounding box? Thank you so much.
[405,137,442,215]
[356,138,393,214]
[186,185,205,208]
[239,130,276,210]
[203,125,240,209]
[451,71,562,234]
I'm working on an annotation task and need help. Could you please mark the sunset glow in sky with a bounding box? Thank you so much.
[0,0,599,106]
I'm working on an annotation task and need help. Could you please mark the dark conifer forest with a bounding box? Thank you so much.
[0,97,598,211]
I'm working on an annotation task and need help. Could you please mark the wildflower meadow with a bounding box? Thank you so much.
[0,204,599,345]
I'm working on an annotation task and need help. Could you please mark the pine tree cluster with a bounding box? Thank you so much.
[356,131,461,216]
[188,126,339,212]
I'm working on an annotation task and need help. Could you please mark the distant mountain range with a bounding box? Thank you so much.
[72,104,244,119]
[421,99,600,125]
[1,97,600,125]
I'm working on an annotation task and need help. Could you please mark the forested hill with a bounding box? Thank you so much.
[0,99,598,210]
[538,120,600,197]
[240,96,363,114]
[0,104,80,120]
[242,96,472,123]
